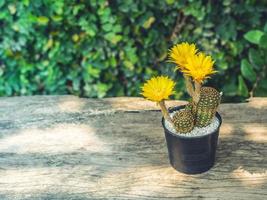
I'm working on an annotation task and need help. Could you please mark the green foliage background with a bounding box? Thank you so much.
[0,0,267,101]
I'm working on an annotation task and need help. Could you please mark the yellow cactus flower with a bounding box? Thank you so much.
[168,42,198,69]
[141,76,175,102]
[182,52,217,83]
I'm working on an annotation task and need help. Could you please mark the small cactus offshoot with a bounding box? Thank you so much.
[185,99,197,118]
[172,110,194,133]
[195,87,221,127]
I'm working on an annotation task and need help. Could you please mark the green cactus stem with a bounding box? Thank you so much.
[195,87,221,127]
[185,99,197,119]
[172,110,194,133]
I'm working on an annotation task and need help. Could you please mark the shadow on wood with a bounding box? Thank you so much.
[0,96,266,199]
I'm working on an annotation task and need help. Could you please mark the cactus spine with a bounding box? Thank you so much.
[195,87,221,127]
[172,110,194,133]
[185,99,197,118]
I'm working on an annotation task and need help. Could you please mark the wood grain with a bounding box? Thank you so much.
[0,96,266,200]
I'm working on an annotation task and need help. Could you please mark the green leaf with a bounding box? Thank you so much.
[0,1,5,8]
[223,78,238,96]
[22,0,30,6]
[102,23,113,32]
[113,24,122,33]
[142,16,155,29]
[223,0,231,6]
[241,59,256,82]
[264,23,267,32]
[218,62,228,70]
[244,30,264,44]
[37,16,49,25]
[123,60,134,70]
[238,76,249,97]
[86,28,96,37]
[248,48,264,69]
[104,33,122,44]
[165,0,175,5]
[96,82,111,98]
[8,4,16,15]
[0,10,8,19]
[259,34,267,49]
[254,79,267,97]
[87,65,100,78]
[51,15,63,22]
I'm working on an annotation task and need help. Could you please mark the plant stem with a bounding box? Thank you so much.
[159,100,173,124]
[193,81,201,104]
[184,75,194,98]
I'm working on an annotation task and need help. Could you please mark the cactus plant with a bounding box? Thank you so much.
[195,87,221,127]
[172,110,194,133]
[185,98,197,118]
[140,42,223,175]
[198,87,221,109]
[141,42,221,134]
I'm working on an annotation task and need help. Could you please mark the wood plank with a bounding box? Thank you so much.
[0,96,266,199]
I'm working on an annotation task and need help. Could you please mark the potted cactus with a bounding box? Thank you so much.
[141,42,222,174]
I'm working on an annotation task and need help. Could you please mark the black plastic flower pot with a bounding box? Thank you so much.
[162,105,222,174]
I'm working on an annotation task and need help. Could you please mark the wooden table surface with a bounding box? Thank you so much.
[0,96,266,200]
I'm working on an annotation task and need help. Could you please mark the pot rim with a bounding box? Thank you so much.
[161,105,222,139]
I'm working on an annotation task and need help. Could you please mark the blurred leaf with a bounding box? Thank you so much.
[123,60,134,70]
[165,0,175,5]
[217,19,237,40]
[104,33,122,44]
[22,0,30,6]
[143,17,155,29]
[102,23,113,32]
[52,15,63,22]
[97,83,109,98]
[72,34,79,42]
[244,30,264,44]
[37,16,49,25]
[254,79,267,96]
[8,4,16,14]
[259,34,267,49]
[223,78,238,97]
[0,1,5,8]
[241,59,256,82]
[223,0,231,6]
[87,65,101,78]
[184,1,205,21]
[0,10,8,19]
[264,23,267,32]
[238,76,249,97]
[248,48,264,69]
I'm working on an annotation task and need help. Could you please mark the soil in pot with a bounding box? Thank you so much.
[165,111,221,138]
